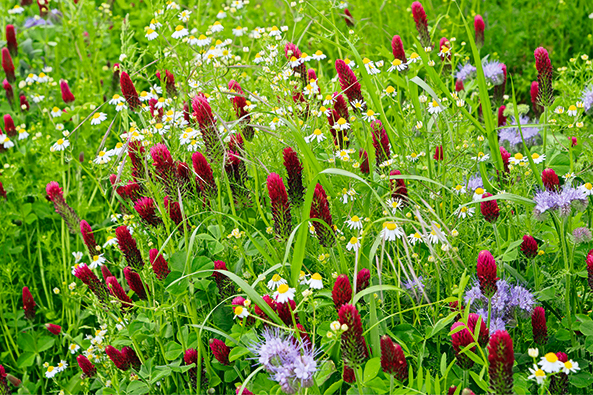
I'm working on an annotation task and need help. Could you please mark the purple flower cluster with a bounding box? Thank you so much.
[533,186,588,220]
[581,85,593,115]
[482,60,505,86]
[456,63,477,82]
[465,279,535,333]
[573,227,592,244]
[249,328,318,394]
[402,276,425,303]
[498,115,541,149]
[466,173,483,192]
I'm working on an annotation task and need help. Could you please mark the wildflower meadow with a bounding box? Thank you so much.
[2,0,593,394]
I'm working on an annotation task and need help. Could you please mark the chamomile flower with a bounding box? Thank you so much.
[196,34,211,47]
[578,182,593,195]
[305,129,326,143]
[384,85,397,98]
[171,25,189,39]
[426,223,443,244]
[56,361,68,372]
[562,360,580,374]
[351,99,366,112]
[45,366,58,379]
[233,26,246,37]
[108,142,126,157]
[50,107,63,118]
[567,105,577,116]
[473,187,486,200]
[312,50,326,60]
[145,28,159,40]
[380,222,404,241]
[362,58,380,75]
[89,254,106,269]
[69,344,80,354]
[527,365,546,385]
[8,5,24,14]
[178,10,191,22]
[90,112,107,125]
[471,152,490,162]
[346,236,361,252]
[103,236,118,248]
[211,21,224,33]
[406,152,420,162]
[233,305,249,319]
[109,94,125,105]
[1,136,14,149]
[32,93,45,103]
[509,152,526,165]
[427,100,443,114]
[323,94,336,106]
[18,128,29,140]
[539,352,564,373]
[341,188,357,204]
[273,284,296,303]
[453,184,466,194]
[554,106,565,115]
[217,10,226,18]
[408,52,420,63]
[267,274,287,290]
[531,152,545,164]
[115,102,127,112]
[51,138,70,152]
[386,198,403,213]
[72,251,83,263]
[455,205,475,219]
[388,58,407,72]
[93,151,112,165]
[345,215,364,230]
[408,232,424,245]
[362,110,377,122]
[334,117,350,130]
[309,273,323,289]
[38,73,50,83]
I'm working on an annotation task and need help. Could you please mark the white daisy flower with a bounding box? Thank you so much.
[45,366,58,379]
[554,106,565,115]
[233,305,249,319]
[8,5,25,14]
[334,117,350,130]
[351,99,365,112]
[25,73,38,83]
[178,10,191,22]
[531,153,545,164]
[56,360,68,372]
[407,232,424,245]
[273,284,296,303]
[304,128,326,143]
[562,360,580,374]
[455,205,475,219]
[472,187,486,201]
[69,344,80,354]
[345,215,363,230]
[362,110,377,122]
[453,184,466,195]
[380,222,404,241]
[312,50,326,61]
[578,182,593,196]
[103,236,118,248]
[386,198,403,213]
[115,102,127,112]
[346,236,361,252]
[388,58,407,72]
[323,95,336,106]
[362,58,380,75]
[50,107,63,118]
[89,254,106,269]
[145,28,158,40]
[408,52,420,63]
[538,353,565,373]
[149,18,162,29]
[308,273,323,289]
[527,364,546,385]
[90,112,107,125]
[509,152,526,165]
[196,34,211,47]
[93,151,112,165]
[427,100,443,114]
[211,21,224,33]
[51,138,70,152]
[233,26,246,37]
[109,94,125,105]
[72,251,83,263]
[32,93,45,103]
[18,129,29,140]
[171,25,189,39]
[471,152,490,162]
[267,274,287,290]
[1,136,14,149]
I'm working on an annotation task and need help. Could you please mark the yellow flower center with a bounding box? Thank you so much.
[392,59,402,66]
[385,222,397,230]
[272,274,281,282]
[544,352,558,363]
[350,215,360,222]
[535,369,545,377]
[57,139,64,144]
[386,86,395,93]
[278,284,289,294]
[175,25,184,31]
[198,34,207,40]
[532,153,540,159]
[585,183,592,190]
[569,105,577,111]
[52,107,60,112]
[311,273,322,281]
[475,188,484,195]
[93,113,102,119]
[47,366,54,372]
[565,361,573,369]
[313,129,322,136]
[349,237,358,245]
[337,118,346,125]
[315,50,323,56]
[234,306,244,315]
[363,58,371,64]
[514,153,523,160]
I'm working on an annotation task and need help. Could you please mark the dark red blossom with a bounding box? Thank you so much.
[381,335,407,381]
[390,170,409,204]
[531,306,548,345]
[338,304,368,369]
[541,168,560,191]
[149,249,170,281]
[134,197,162,227]
[3,79,14,107]
[116,225,144,270]
[6,25,17,57]
[474,15,485,48]
[332,274,352,311]
[2,48,15,83]
[124,266,148,301]
[277,300,298,326]
[77,355,97,378]
[487,330,514,395]
[356,268,370,293]
[282,147,305,206]
[192,152,218,199]
[587,251,593,292]
[477,250,498,298]
[450,321,476,369]
[371,120,390,166]
[192,95,221,162]
[46,181,80,234]
[3,114,15,137]
[74,264,109,303]
[359,149,369,174]
[106,345,130,371]
[120,71,140,110]
[22,286,35,320]
[106,276,133,311]
[434,145,444,161]
[480,192,500,223]
[455,79,464,92]
[80,220,98,256]
[520,235,538,259]
[344,9,354,26]
[122,346,142,370]
[19,94,29,112]
[45,323,61,335]
[411,2,431,48]
[335,59,365,112]
[60,79,75,103]
[228,80,254,140]
[534,47,553,107]
[391,35,407,64]
[164,196,183,229]
[267,173,292,240]
[212,260,236,300]
[209,339,230,365]
[310,183,334,247]
[284,42,307,84]
[530,81,543,118]
[549,352,569,395]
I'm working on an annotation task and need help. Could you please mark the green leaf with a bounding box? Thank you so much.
[365,376,388,393]
[37,336,56,352]
[428,313,457,339]
[323,379,344,395]
[151,366,172,384]
[17,332,36,353]
[16,352,35,368]
[315,360,336,386]
[164,341,183,361]
[579,321,593,337]
[229,346,250,362]
[363,358,381,383]
[126,381,150,395]
[470,370,490,392]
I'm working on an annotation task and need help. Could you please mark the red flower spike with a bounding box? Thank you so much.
[531,306,548,345]
[46,182,80,234]
[0,365,7,395]
[335,59,365,112]
[487,330,514,395]
[411,1,431,48]
[122,346,142,370]
[236,387,254,395]
[534,47,553,107]
[338,304,368,369]
[3,115,15,137]
[310,183,335,247]
[455,79,464,92]
[333,93,350,120]
[307,68,317,82]
[164,196,182,228]
[2,48,15,83]
[6,25,17,57]
[277,300,298,326]
[343,366,356,383]
[150,143,177,193]
[101,265,113,282]
[570,136,577,147]
[254,294,276,322]
[76,355,97,378]
[120,71,140,110]
[476,250,498,298]
[284,42,307,84]
[209,338,231,365]
[332,274,352,310]
[356,268,370,293]
[541,168,560,191]
[149,248,170,281]
[474,15,485,48]
[344,9,354,27]
[587,252,593,292]
[380,335,408,381]
[228,80,254,140]
[60,79,75,103]
[530,81,543,118]
[371,120,390,166]
[19,94,29,112]
[212,260,236,300]
[80,220,98,256]
[450,321,476,369]
[124,266,148,301]
[549,352,569,394]
[106,276,133,311]
[359,149,369,174]
[434,145,444,161]
[45,323,62,335]
[467,313,489,347]
[391,35,407,64]
[447,386,457,395]
[164,70,177,97]
[128,141,145,180]
[480,192,500,223]
[3,79,14,107]
[134,197,162,227]
[267,173,292,240]
[282,147,305,206]
[390,170,409,204]
[22,286,35,320]
[520,235,538,259]
[192,95,222,162]
[497,105,507,127]
[74,264,109,303]
[192,151,218,199]
[494,64,507,104]
[116,225,144,270]
[106,345,130,371]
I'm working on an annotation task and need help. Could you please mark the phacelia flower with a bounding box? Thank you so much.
[488,330,514,395]
[116,225,144,270]
[480,193,500,223]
